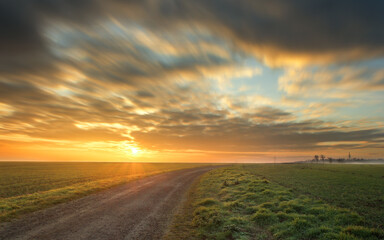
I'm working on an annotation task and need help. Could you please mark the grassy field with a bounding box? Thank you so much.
[165,164,384,240]
[0,162,207,222]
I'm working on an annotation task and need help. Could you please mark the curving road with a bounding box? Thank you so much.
[0,166,218,240]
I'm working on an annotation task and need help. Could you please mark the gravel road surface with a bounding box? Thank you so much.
[0,166,217,240]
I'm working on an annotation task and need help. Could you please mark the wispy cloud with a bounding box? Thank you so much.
[0,1,384,162]
[2,0,384,71]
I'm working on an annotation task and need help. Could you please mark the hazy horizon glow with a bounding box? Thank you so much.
[1,1,384,162]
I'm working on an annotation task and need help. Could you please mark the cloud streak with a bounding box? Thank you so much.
[0,1,384,162]
[2,0,384,71]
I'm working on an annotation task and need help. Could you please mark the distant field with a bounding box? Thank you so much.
[240,164,384,229]
[165,164,384,240]
[0,162,207,222]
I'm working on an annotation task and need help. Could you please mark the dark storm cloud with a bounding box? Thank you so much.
[0,1,42,55]
[2,0,384,72]
[0,0,99,50]
[207,0,384,53]
[125,0,384,62]
[0,81,54,104]
[0,0,102,73]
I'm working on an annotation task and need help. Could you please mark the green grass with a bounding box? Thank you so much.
[0,162,207,222]
[241,164,384,228]
[165,164,384,240]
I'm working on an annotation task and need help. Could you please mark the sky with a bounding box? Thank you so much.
[0,0,384,163]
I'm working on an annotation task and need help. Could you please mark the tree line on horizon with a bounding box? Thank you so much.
[309,154,367,163]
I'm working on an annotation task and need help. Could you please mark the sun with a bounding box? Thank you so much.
[117,141,144,156]
[129,146,141,155]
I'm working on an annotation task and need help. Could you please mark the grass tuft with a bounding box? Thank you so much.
[166,164,384,240]
[196,198,218,207]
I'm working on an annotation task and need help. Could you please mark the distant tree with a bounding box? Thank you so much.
[314,155,319,163]
[320,155,325,163]
[328,157,333,164]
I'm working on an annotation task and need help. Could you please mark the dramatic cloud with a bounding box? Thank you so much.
[120,0,384,65]
[1,70,383,160]
[1,1,384,162]
[2,0,384,71]
[0,0,103,73]
[279,66,384,98]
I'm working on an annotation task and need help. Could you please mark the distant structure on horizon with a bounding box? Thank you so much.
[304,152,376,164]
[293,154,384,164]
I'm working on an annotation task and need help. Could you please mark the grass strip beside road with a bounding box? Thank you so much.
[0,163,209,222]
[165,165,384,240]
[241,164,384,228]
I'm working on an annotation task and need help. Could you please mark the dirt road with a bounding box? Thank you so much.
[0,166,217,240]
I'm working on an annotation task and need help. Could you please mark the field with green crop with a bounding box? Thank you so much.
[0,162,207,222]
[165,164,384,240]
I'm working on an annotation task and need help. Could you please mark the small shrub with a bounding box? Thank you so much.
[337,232,361,240]
[276,211,294,222]
[244,206,259,215]
[228,216,247,226]
[307,205,328,215]
[197,198,218,207]
[261,189,276,196]
[342,226,384,239]
[335,212,363,226]
[215,230,233,240]
[193,206,223,229]
[222,180,229,187]
[278,200,305,213]
[242,192,258,201]
[252,208,278,226]
[234,179,240,185]
[262,179,270,184]
[224,200,245,210]
[291,217,311,231]
[303,226,333,239]
[257,201,276,211]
